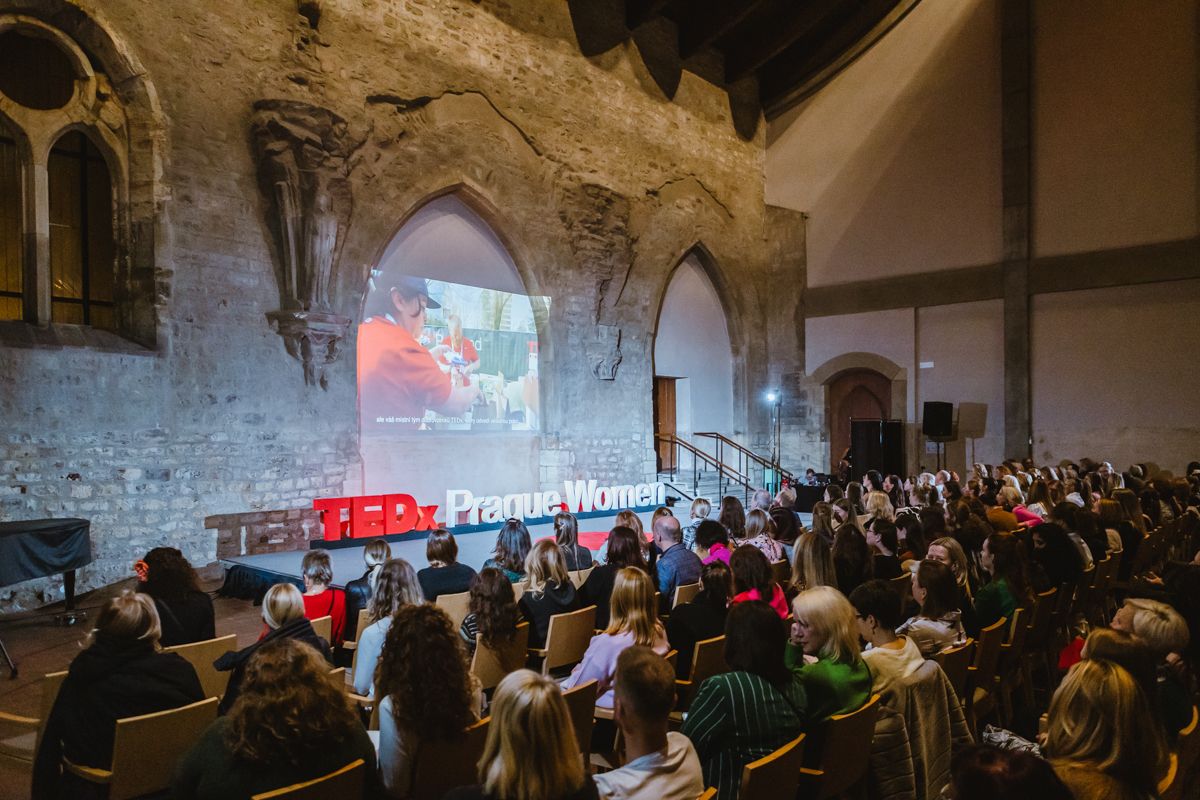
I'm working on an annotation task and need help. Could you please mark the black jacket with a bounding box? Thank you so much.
[418,562,478,601]
[518,581,579,648]
[32,636,204,799]
[214,617,331,714]
[148,591,216,647]
[665,593,728,678]
[344,569,373,641]
[579,564,620,629]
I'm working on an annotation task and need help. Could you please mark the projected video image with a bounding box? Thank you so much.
[359,276,548,433]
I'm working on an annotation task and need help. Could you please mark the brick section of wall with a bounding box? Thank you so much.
[207,509,324,560]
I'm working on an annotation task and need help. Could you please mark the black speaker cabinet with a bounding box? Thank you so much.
[922,401,954,438]
[851,419,905,477]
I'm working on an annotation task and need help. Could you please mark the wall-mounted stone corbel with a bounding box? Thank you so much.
[250,99,362,388]
[588,324,623,380]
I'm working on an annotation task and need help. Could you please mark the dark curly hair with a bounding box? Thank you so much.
[225,638,359,766]
[138,547,201,602]
[375,604,474,741]
[469,567,520,649]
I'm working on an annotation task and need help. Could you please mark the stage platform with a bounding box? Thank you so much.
[218,510,812,601]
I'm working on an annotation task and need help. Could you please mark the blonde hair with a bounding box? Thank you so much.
[89,591,161,648]
[865,491,894,522]
[480,669,584,800]
[929,536,972,599]
[790,531,836,592]
[744,508,776,541]
[605,567,659,645]
[790,586,861,664]
[690,497,712,520]
[262,583,306,630]
[525,539,569,596]
[362,538,392,593]
[1043,659,1168,794]
[998,485,1024,507]
[1120,598,1190,655]
[615,510,643,536]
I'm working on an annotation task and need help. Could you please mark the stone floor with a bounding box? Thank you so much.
[0,577,264,800]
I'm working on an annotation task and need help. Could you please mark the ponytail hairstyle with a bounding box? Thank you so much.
[363,538,392,593]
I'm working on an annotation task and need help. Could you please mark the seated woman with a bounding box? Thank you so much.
[693,519,732,567]
[554,512,593,572]
[519,539,579,649]
[681,601,805,800]
[848,579,924,704]
[172,639,378,800]
[459,568,522,657]
[216,583,331,714]
[301,549,347,647]
[832,524,872,597]
[1030,522,1084,593]
[563,567,668,708]
[343,538,390,643]
[134,546,215,646]
[666,561,732,678]
[730,544,788,618]
[895,511,927,561]
[33,593,205,800]
[974,532,1035,631]
[580,526,649,629]
[927,536,979,637]
[741,508,785,563]
[864,490,895,528]
[595,509,644,565]
[865,519,903,580]
[786,586,873,725]
[1042,659,1168,800]
[352,558,425,697]
[718,495,747,544]
[682,498,712,551]
[376,604,483,799]
[788,531,837,596]
[1110,596,1194,741]
[444,670,595,800]
[898,560,967,657]
[810,501,836,545]
[483,518,533,583]
[417,529,477,601]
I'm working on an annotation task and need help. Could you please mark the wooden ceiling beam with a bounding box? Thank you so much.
[625,0,672,30]
[723,0,850,83]
[678,0,767,59]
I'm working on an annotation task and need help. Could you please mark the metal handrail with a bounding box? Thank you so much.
[654,433,754,502]
[694,431,795,484]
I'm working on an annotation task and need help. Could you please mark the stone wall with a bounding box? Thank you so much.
[0,0,804,611]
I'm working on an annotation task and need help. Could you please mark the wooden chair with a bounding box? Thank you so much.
[529,605,597,675]
[435,590,472,631]
[889,572,911,602]
[164,633,237,700]
[1161,705,1200,800]
[570,566,594,589]
[252,759,365,799]
[341,609,371,651]
[934,638,973,704]
[739,733,806,800]
[409,716,490,799]
[561,679,598,767]
[0,670,68,765]
[310,615,332,643]
[966,617,1007,730]
[327,667,347,693]
[513,581,528,603]
[770,560,791,588]
[698,789,717,800]
[673,582,701,608]
[797,694,882,799]
[1068,565,1097,622]
[471,622,531,691]
[995,607,1028,725]
[1021,587,1058,704]
[63,697,218,800]
[672,635,728,717]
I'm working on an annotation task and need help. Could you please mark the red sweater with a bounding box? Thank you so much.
[303,589,346,646]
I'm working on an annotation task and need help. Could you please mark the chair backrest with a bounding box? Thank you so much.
[1069,565,1097,615]
[889,573,911,601]
[934,638,974,703]
[471,621,531,691]
[699,789,717,800]
[542,605,598,674]
[327,667,347,692]
[352,608,370,640]
[435,590,473,631]
[1168,704,1200,800]
[251,759,365,799]
[310,615,332,643]
[513,581,528,603]
[970,617,1008,696]
[740,733,806,800]
[999,607,1028,673]
[108,697,218,800]
[164,633,237,700]
[561,679,598,759]
[673,581,701,608]
[570,566,594,589]
[770,560,791,588]
[410,716,490,799]
[810,694,882,798]
[1024,587,1058,649]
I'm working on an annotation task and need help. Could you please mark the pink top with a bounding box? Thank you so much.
[703,541,732,566]
[1013,505,1042,525]
[733,584,789,619]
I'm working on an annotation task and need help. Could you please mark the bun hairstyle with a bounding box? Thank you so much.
[89,591,162,648]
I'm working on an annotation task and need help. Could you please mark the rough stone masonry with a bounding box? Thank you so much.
[0,0,808,611]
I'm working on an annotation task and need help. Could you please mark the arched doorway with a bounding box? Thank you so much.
[652,252,733,470]
[826,369,891,473]
[358,194,547,503]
